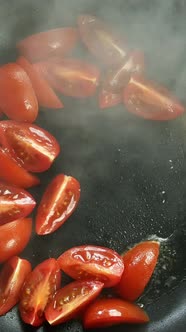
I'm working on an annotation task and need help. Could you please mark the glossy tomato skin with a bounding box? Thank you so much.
[0,147,40,188]
[45,280,104,326]
[116,241,160,301]
[0,218,32,263]
[16,56,63,109]
[78,15,128,66]
[0,182,36,226]
[99,89,122,109]
[19,258,61,327]
[123,75,185,120]
[57,245,124,288]
[0,121,60,173]
[36,174,81,235]
[0,256,31,315]
[17,28,78,62]
[0,63,38,122]
[83,298,149,329]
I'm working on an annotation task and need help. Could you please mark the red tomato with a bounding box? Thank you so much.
[123,75,185,120]
[0,256,31,315]
[45,280,104,326]
[83,298,150,328]
[78,15,128,66]
[57,245,124,288]
[17,28,78,62]
[0,182,36,226]
[0,63,38,122]
[99,89,122,109]
[0,218,32,263]
[116,241,160,301]
[36,174,80,235]
[19,258,61,327]
[0,147,40,188]
[0,121,60,173]
[16,56,63,109]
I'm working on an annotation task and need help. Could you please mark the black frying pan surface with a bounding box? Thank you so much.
[0,0,186,331]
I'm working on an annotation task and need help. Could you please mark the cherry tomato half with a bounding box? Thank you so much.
[19,258,61,327]
[17,28,78,62]
[0,121,60,173]
[123,75,185,120]
[0,218,32,263]
[83,298,149,329]
[36,174,80,235]
[99,89,122,109]
[57,245,124,288]
[116,241,160,301]
[0,256,31,315]
[45,280,104,326]
[0,63,38,122]
[0,182,36,226]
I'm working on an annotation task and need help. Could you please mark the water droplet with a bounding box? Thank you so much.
[158,190,167,204]
[169,159,174,169]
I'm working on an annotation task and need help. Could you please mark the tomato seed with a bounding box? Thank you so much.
[25,288,31,295]
[63,296,70,304]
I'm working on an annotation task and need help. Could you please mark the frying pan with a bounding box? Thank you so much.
[0,0,186,331]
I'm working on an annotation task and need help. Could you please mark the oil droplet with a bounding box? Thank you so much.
[169,159,174,170]
[158,190,167,204]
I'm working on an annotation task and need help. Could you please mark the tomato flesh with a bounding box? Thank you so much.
[99,89,122,109]
[0,256,31,315]
[36,174,80,235]
[57,245,124,288]
[19,258,61,327]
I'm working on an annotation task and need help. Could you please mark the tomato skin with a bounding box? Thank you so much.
[19,258,61,327]
[0,218,32,263]
[45,280,104,326]
[99,89,122,109]
[123,75,185,120]
[83,298,149,328]
[16,56,63,109]
[57,245,124,288]
[17,28,78,62]
[116,241,160,301]
[0,256,31,315]
[0,63,38,123]
[0,121,60,173]
[0,182,36,226]
[36,174,81,235]
[0,147,40,188]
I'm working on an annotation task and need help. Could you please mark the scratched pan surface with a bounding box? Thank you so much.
[0,0,186,331]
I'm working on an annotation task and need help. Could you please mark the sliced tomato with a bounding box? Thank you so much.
[78,15,128,66]
[16,56,63,109]
[0,147,40,188]
[116,241,160,301]
[0,256,31,315]
[36,174,80,235]
[0,218,32,263]
[0,182,36,226]
[45,280,104,326]
[0,63,38,122]
[19,258,61,327]
[17,28,78,62]
[0,121,60,173]
[57,245,124,288]
[83,298,149,328]
[99,89,122,109]
[123,75,185,120]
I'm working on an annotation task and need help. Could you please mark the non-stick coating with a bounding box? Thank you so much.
[0,0,186,331]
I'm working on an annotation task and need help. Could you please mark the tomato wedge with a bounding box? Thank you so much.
[0,121,60,173]
[0,218,32,263]
[116,241,160,301]
[0,182,36,226]
[16,56,63,109]
[78,15,128,66]
[0,256,31,315]
[99,89,122,109]
[123,75,185,120]
[19,258,61,327]
[57,245,124,288]
[83,298,150,329]
[0,147,40,188]
[17,28,78,62]
[36,174,80,235]
[0,63,38,122]
[45,280,104,326]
